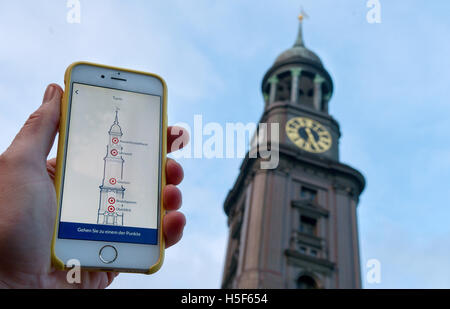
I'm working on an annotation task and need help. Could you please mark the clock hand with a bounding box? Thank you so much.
[305,128,319,149]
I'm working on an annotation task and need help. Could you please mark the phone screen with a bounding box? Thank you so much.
[58,83,162,245]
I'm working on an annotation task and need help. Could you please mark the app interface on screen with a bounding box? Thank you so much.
[58,83,161,245]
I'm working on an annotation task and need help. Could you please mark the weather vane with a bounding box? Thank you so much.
[294,6,308,47]
[298,6,309,22]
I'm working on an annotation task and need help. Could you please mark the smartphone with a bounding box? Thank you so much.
[51,62,167,274]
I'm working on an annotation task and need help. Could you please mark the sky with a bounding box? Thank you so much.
[1,0,450,289]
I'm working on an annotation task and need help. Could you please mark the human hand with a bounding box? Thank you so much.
[0,84,189,288]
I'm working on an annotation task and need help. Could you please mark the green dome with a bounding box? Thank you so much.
[275,45,323,66]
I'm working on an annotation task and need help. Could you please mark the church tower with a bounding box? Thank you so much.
[97,110,126,226]
[221,13,365,289]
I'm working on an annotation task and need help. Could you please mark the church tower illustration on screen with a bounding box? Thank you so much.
[97,109,126,226]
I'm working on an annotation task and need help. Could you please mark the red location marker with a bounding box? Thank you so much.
[108,205,115,213]
[112,137,119,144]
[109,178,117,185]
[108,197,116,204]
[111,149,118,156]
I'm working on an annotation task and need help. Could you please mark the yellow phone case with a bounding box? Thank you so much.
[51,61,167,275]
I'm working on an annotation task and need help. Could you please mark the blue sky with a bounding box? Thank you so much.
[1,0,450,288]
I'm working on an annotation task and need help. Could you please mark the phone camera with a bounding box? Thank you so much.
[101,75,105,79]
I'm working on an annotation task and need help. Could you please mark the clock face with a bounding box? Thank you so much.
[286,117,332,153]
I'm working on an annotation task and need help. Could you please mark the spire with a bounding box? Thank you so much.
[114,108,119,124]
[294,8,308,47]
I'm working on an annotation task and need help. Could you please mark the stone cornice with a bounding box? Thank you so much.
[285,249,335,275]
[291,200,329,218]
[223,145,365,216]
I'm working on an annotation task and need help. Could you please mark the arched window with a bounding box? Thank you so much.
[298,74,315,108]
[297,275,319,289]
[274,71,292,102]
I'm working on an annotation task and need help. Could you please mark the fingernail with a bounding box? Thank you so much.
[43,85,57,104]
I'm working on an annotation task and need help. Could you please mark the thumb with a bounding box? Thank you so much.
[6,84,62,165]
